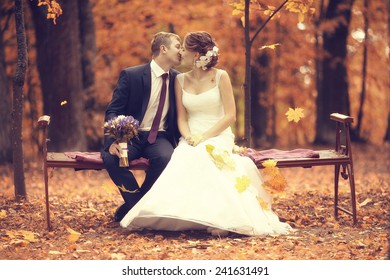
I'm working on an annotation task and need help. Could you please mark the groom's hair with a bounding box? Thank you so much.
[151,32,181,57]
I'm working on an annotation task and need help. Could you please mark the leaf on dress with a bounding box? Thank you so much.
[257,196,270,210]
[206,144,235,170]
[235,175,251,193]
[285,107,304,123]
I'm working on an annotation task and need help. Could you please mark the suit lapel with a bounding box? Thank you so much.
[140,63,152,121]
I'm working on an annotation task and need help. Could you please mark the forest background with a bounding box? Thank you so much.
[0,0,389,164]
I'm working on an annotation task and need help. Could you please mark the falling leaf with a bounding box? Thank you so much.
[259,43,280,50]
[285,107,304,123]
[60,100,67,106]
[66,227,81,242]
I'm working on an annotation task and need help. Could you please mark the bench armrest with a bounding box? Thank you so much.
[38,115,51,127]
[330,113,353,124]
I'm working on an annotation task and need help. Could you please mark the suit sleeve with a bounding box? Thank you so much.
[103,70,130,150]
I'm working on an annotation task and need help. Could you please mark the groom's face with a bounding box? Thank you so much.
[165,37,182,67]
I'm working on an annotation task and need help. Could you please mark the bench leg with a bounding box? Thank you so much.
[43,163,52,231]
[334,163,358,225]
[347,163,358,225]
[334,164,341,220]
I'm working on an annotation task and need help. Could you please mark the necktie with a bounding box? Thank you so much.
[147,73,168,144]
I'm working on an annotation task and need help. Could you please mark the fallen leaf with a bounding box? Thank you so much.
[66,227,81,242]
[359,198,372,207]
[0,209,7,219]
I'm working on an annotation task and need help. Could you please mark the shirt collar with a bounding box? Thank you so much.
[151,60,168,78]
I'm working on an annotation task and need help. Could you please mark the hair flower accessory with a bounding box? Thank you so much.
[195,46,219,70]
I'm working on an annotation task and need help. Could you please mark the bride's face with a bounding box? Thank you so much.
[181,46,198,68]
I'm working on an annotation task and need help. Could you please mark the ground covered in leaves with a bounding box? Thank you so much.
[0,144,389,260]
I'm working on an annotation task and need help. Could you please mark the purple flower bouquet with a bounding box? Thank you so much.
[104,115,139,167]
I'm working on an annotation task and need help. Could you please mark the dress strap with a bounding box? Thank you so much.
[176,73,185,89]
[215,69,225,85]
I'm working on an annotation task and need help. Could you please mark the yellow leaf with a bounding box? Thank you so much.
[66,227,81,243]
[206,144,235,170]
[0,209,6,219]
[259,43,280,50]
[359,198,372,207]
[117,184,139,193]
[257,196,270,210]
[21,230,39,243]
[285,107,304,123]
[49,250,65,255]
[261,159,277,168]
[235,175,251,193]
[60,100,67,106]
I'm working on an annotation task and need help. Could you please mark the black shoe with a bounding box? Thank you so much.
[114,203,131,222]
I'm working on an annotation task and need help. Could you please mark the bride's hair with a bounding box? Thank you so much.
[184,31,219,69]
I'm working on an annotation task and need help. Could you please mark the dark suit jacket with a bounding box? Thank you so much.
[103,63,180,150]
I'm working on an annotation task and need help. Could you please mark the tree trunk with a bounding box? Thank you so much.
[30,0,86,152]
[354,0,369,141]
[383,0,390,142]
[315,0,354,144]
[244,0,252,147]
[78,0,100,150]
[0,8,12,164]
[251,53,270,148]
[12,0,27,198]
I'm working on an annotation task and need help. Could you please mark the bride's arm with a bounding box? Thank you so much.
[201,70,236,141]
[174,75,192,140]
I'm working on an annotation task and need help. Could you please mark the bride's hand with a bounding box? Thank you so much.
[186,134,203,146]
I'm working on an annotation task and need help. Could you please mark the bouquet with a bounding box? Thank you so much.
[104,115,139,167]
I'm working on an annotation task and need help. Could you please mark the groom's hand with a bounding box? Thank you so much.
[109,142,121,157]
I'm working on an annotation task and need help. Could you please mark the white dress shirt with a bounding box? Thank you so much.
[140,60,169,132]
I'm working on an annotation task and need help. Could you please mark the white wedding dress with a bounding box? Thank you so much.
[120,70,292,236]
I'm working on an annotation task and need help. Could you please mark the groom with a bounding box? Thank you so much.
[101,32,182,222]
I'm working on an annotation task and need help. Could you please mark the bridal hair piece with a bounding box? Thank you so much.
[185,31,219,69]
[195,46,219,70]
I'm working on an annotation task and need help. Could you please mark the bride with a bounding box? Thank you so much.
[120,31,292,236]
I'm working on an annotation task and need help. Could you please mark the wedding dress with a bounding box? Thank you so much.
[120,70,292,236]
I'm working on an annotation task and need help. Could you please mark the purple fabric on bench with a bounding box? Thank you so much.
[63,152,149,167]
[242,148,320,164]
[64,149,319,168]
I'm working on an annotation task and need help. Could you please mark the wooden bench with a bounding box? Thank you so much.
[38,113,357,231]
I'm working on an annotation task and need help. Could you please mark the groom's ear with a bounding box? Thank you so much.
[160,44,168,54]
